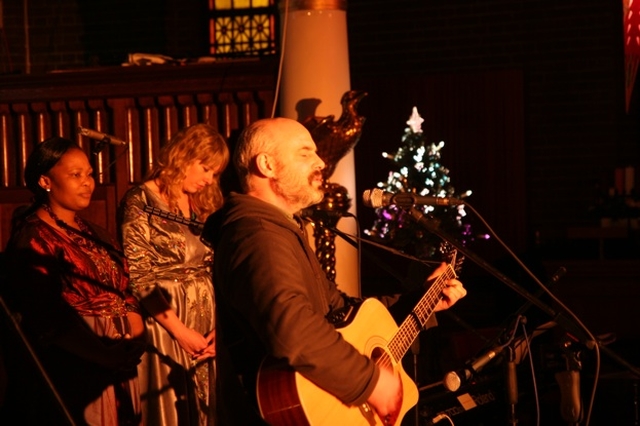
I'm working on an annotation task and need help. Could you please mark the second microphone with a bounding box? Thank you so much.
[362,188,462,209]
[78,126,127,146]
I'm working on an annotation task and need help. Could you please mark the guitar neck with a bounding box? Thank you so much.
[387,265,457,362]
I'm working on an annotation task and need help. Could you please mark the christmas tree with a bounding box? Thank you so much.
[365,107,475,260]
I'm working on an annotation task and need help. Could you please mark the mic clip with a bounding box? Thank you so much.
[91,139,109,155]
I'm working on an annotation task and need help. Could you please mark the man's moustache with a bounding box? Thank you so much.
[309,171,323,183]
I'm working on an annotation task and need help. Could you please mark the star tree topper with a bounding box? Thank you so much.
[407,106,424,134]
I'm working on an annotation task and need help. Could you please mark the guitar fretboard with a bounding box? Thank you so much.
[388,265,457,362]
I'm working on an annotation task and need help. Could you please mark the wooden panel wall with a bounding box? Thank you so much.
[0,59,278,249]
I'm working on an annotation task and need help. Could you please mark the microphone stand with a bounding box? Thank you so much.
[0,294,76,425]
[403,206,640,376]
[402,205,640,426]
[506,344,519,426]
[403,206,593,347]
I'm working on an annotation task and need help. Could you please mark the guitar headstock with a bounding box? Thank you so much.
[439,241,464,274]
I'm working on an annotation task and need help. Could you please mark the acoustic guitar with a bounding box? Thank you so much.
[256,251,460,426]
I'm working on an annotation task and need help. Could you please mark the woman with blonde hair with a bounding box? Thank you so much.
[118,123,229,425]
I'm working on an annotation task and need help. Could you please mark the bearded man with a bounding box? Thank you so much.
[204,117,466,426]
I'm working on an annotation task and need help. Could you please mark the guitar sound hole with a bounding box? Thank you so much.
[371,347,392,369]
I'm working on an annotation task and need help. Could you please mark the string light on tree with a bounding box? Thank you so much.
[366,107,478,260]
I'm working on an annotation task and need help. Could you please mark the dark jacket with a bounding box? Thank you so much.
[205,193,380,415]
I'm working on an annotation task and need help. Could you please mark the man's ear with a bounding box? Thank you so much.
[254,153,275,178]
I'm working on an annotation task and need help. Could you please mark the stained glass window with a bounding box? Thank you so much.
[209,0,278,57]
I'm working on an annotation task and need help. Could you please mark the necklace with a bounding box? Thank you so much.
[41,204,94,248]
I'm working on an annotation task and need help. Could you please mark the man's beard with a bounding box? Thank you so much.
[271,167,324,209]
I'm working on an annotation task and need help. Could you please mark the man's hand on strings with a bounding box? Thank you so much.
[427,262,467,312]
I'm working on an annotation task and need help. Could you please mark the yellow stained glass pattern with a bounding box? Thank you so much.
[209,0,276,57]
[212,0,271,11]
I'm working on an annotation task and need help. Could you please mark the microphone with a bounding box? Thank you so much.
[362,188,462,208]
[77,126,127,147]
[442,344,505,392]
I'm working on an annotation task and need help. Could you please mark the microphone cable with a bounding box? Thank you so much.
[431,413,455,425]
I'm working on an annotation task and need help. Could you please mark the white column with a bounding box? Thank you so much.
[279,0,360,297]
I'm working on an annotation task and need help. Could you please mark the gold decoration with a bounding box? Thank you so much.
[301,90,367,279]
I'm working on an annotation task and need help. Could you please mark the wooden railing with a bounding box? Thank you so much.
[0,58,278,248]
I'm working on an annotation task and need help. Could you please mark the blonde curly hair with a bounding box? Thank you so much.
[146,123,229,221]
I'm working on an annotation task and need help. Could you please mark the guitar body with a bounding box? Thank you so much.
[257,298,419,426]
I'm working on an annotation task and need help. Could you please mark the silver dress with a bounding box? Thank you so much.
[119,185,216,426]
